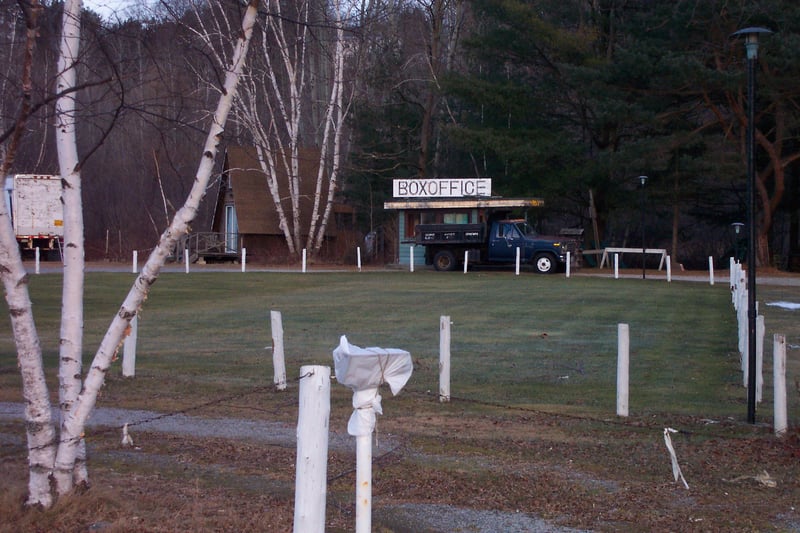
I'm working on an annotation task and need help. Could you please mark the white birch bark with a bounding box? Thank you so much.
[0,225,56,507]
[55,0,88,488]
[309,8,351,252]
[226,0,354,259]
[262,0,307,253]
[52,0,261,496]
[0,0,57,508]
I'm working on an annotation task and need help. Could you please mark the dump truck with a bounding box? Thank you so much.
[3,174,64,256]
[414,218,579,274]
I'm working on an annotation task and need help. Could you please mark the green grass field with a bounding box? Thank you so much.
[2,269,797,423]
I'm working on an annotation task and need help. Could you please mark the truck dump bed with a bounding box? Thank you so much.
[415,223,485,245]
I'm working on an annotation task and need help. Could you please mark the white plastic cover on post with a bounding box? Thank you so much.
[333,335,413,436]
[333,335,412,533]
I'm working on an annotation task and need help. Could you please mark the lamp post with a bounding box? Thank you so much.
[639,175,648,279]
[731,27,771,424]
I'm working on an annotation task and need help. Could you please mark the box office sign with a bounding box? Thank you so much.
[392,178,492,198]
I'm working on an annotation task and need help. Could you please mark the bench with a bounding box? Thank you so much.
[598,247,668,270]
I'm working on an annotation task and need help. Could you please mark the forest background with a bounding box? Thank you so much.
[2,0,799,269]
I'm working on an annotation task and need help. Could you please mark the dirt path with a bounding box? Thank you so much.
[0,402,587,532]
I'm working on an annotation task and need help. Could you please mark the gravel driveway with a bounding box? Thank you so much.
[0,402,587,532]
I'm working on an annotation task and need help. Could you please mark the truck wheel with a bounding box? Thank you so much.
[433,250,457,271]
[534,253,557,274]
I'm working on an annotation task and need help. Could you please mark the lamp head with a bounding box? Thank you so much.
[639,175,648,187]
[731,27,773,60]
[732,222,745,235]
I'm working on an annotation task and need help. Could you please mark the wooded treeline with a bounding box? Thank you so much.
[2,0,799,268]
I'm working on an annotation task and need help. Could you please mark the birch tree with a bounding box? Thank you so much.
[192,0,354,257]
[55,0,89,490]
[0,0,57,508]
[0,0,261,506]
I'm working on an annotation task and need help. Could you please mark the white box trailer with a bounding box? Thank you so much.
[4,174,64,253]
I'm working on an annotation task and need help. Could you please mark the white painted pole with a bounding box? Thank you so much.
[355,433,372,533]
[293,365,330,533]
[739,289,748,378]
[122,315,138,378]
[302,248,307,273]
[132,250,138,273]
[409,245,415,272]
[708,256,714,285]
[35,247,40,274]
[666,255,672,283]
[774,334,787,436]
[566,251,571,278]
[439,315,451,402]
[729,257,735,290]
[463,250,469,274]
[357,246,362,272]
[184,248,189,273]
[241,247,247,272]
[614,253,619,279]
[756,314,764,403]
[515,247,520,276]
[271,310,287,391]
[617,323,629,417]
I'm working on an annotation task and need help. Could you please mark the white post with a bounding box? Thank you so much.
[271,311,287,391]
[35,247,40,274]
[708,256,714,285]
[439,315,451,403]
[241,247,247,272]
[302,248,307,273]
[357,246,362,272]
[132,250,138,273]
[566,251,571,278]
[293,365,330,533]
[756,314,764,403]
[463,250,469,274]
[774,334,787,436]
[739,289,748,378]
[355,433,372,533]
[729,257,735,290]
[515,247,520,276]
[409,245,415,272]
[617,323,629,417]
[122,315,138,378]
[184,248,189,273]
[614,253,619,279]
[666,255,672,283]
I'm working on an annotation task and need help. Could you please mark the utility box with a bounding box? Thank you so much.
[4,174,64,253]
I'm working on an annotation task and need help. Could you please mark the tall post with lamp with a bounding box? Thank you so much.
[731,27,771,424]
[639,175,648,279]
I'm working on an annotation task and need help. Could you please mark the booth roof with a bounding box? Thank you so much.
[383,197,545,210]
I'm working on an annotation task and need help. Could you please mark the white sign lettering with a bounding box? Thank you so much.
[392,178,492,198]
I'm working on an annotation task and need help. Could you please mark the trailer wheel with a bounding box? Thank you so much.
[533,253,557,274]
[433,250,457,271]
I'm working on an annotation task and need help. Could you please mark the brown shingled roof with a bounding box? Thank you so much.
[223,145,331,236]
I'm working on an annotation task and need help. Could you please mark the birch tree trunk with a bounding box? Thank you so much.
[225,0,354,259]
[52,0,261,496]
[308,8,349,253]
[55,0,89,489]
[0,0,57,508]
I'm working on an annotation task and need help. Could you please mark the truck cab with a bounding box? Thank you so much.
[488,219,572,273]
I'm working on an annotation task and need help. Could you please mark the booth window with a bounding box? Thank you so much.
[443,213,469,224]
[405,212,420,238]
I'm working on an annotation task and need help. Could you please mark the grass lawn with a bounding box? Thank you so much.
[3,267,800,532]
[2,268,797,423]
